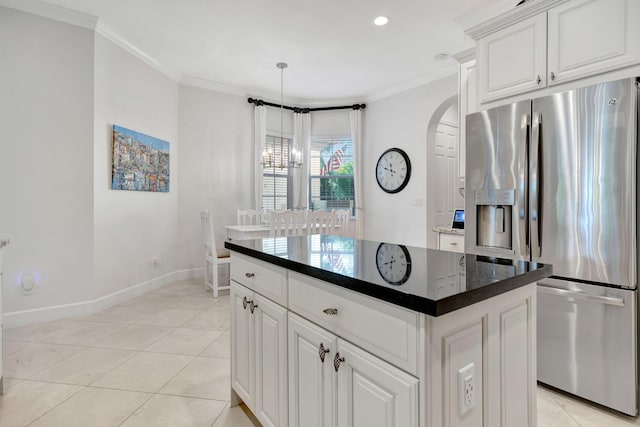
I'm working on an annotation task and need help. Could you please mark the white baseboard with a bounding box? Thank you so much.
[4,268,205,328]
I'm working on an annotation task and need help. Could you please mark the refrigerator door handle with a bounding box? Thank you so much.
[518,114,530,257]
[530,113,542,258]
[538,285,625,307]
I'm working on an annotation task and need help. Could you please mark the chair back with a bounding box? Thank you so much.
[200,210,216,255]
[270,210,306,237]
[236,209,263,225]
[307,210,335,235]
[333,210,350,236]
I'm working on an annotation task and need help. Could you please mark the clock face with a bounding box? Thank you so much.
[375,148,411,193]
[375,243,412,286]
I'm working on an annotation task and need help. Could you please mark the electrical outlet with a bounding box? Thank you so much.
[458,363,475,416]
[21,273,36,295]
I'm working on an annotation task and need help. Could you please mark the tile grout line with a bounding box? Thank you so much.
[544,388,583,427]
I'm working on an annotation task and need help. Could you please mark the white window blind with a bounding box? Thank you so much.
[262,134,293,212]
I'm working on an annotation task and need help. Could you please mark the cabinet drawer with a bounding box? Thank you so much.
[288,272,419,375]
[231,253,288,306]
[439,234,464,253]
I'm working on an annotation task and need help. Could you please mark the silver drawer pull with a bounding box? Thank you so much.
[319,343,330,363]
[538,285,624,307]
[449,242,458,246]
[245,273,255,278]
[323,308,338,316]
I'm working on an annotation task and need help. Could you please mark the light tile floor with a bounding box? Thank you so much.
[1,278,640,426]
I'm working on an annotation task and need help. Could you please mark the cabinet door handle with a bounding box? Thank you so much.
[249,300,258,314]
[536,75,541,85]
[333,352,345,372]
[550,71,556,81]
[245,273,255,278]
[242,296,249,310]
[449,242,458,246]
[323,308,339,316]
[319,343,330,363]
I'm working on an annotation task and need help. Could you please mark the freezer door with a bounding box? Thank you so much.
[537,279,637,415]
[531,78,637,287]
[465,100,531,260]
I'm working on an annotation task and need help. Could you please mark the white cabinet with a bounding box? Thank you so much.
[336,339,418,427]
[454,48,477,181]
[231,281,288,427]
[0,241,5,394]
[288,313,337,427]
[288,313,418,427]
[475,0,640,104]
[547,0,640,85]
[438,232,465,253]
[478,13,547,103]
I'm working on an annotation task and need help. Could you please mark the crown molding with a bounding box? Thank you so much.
[179,76,249,97]
[95,21,180,81]
[452,47,476,64]
[365,64,458,103]
[465,0,571,40]
[0,0,97,29]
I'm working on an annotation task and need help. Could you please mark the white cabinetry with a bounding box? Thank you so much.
[0,240,6,394]
[547,0,640,85]
[288,313,418,427]
[453,48,478,181]
[478,13,547,103]
[438,232,465,253]
[231,281,288,427]
[475,0,640,104]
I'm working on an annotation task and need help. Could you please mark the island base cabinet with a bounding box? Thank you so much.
[288,313,419,427]
[231,281,288,427]
[288,313,337,427]
[336,339,419,427]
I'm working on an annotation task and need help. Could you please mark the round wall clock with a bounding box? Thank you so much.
[375,243,412,285]
[375,148,412,193]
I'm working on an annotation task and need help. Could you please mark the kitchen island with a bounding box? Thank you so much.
[225,235,551,427]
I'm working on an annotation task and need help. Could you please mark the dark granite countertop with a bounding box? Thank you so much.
[225,235,552,316]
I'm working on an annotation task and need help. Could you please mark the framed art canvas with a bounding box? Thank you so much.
[112,125,170,192]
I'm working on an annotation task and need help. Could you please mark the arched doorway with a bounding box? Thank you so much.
[426,97,465,248]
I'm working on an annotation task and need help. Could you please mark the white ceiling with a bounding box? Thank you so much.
[35,0,512,103]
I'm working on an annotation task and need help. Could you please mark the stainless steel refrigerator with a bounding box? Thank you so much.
[465,78,639,415]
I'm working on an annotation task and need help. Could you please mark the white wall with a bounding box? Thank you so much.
[93,34,179,299]
[177,85,253,271]
[363,75,458,247]
[0,7,95,312]
[311,110,351,137]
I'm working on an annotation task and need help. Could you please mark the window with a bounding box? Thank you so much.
[262,134,293,212]
[309,137,355,215]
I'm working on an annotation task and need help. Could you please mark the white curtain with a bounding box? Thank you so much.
[254,105,267,210]
[350,109,364,238]
[292,112,311,210]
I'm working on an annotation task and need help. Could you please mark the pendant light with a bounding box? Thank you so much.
[261,62,303,169]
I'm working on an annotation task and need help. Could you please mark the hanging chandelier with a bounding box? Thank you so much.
[261,62,303,169]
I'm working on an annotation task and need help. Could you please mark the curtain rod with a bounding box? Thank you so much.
[247,97,365,113]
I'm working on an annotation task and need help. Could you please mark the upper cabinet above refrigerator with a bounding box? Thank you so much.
[473,0,640,104]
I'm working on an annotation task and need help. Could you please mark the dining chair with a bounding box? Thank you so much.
[307,210,335,235]
[332,209,350,236]
[200,209,231,298]
[270,210,306,237]
[236,209,263,225]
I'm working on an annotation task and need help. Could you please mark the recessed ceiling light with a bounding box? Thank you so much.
[374,16,388,26]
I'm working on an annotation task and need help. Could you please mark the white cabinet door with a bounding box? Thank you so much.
[478,13,547,103]
[458,58,476,181]
[288,313,337,427]
[336,339,418,427]
[231,282,255,410]
[255,294,288,427]
[547,0,640,85]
